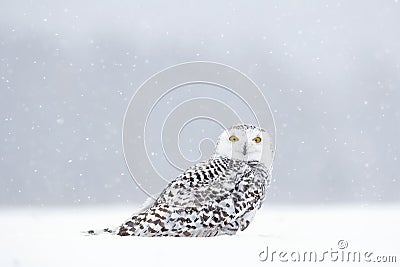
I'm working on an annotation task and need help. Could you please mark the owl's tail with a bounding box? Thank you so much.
[82,227,119,236]
[83,197,157,236]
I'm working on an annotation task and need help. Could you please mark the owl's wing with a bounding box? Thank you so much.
[117,158,267,236]
[156,157,248,208]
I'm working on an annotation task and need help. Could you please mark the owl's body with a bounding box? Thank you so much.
[87,124,274,237]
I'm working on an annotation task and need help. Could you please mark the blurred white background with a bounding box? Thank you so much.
[1,0,400,206]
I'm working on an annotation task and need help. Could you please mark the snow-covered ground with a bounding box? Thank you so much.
[0,204,398,267]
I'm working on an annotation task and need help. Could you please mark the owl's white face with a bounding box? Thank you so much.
[214,125,274,168]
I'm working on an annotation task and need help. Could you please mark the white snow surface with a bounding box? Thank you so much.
[0,204,399,267]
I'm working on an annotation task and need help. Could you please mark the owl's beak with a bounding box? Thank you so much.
[242,142,248,156]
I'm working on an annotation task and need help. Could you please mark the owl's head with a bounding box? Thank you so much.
[214,124,274,168]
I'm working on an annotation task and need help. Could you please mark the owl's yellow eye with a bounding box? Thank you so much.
[229,135,239,142]
[253,137,262,143]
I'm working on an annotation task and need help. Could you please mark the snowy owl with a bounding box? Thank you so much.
[87,124,274,237]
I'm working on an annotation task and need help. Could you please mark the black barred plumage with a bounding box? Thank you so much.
[86,124,274,237]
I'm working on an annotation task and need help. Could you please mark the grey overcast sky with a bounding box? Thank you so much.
[1,0,399,206]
